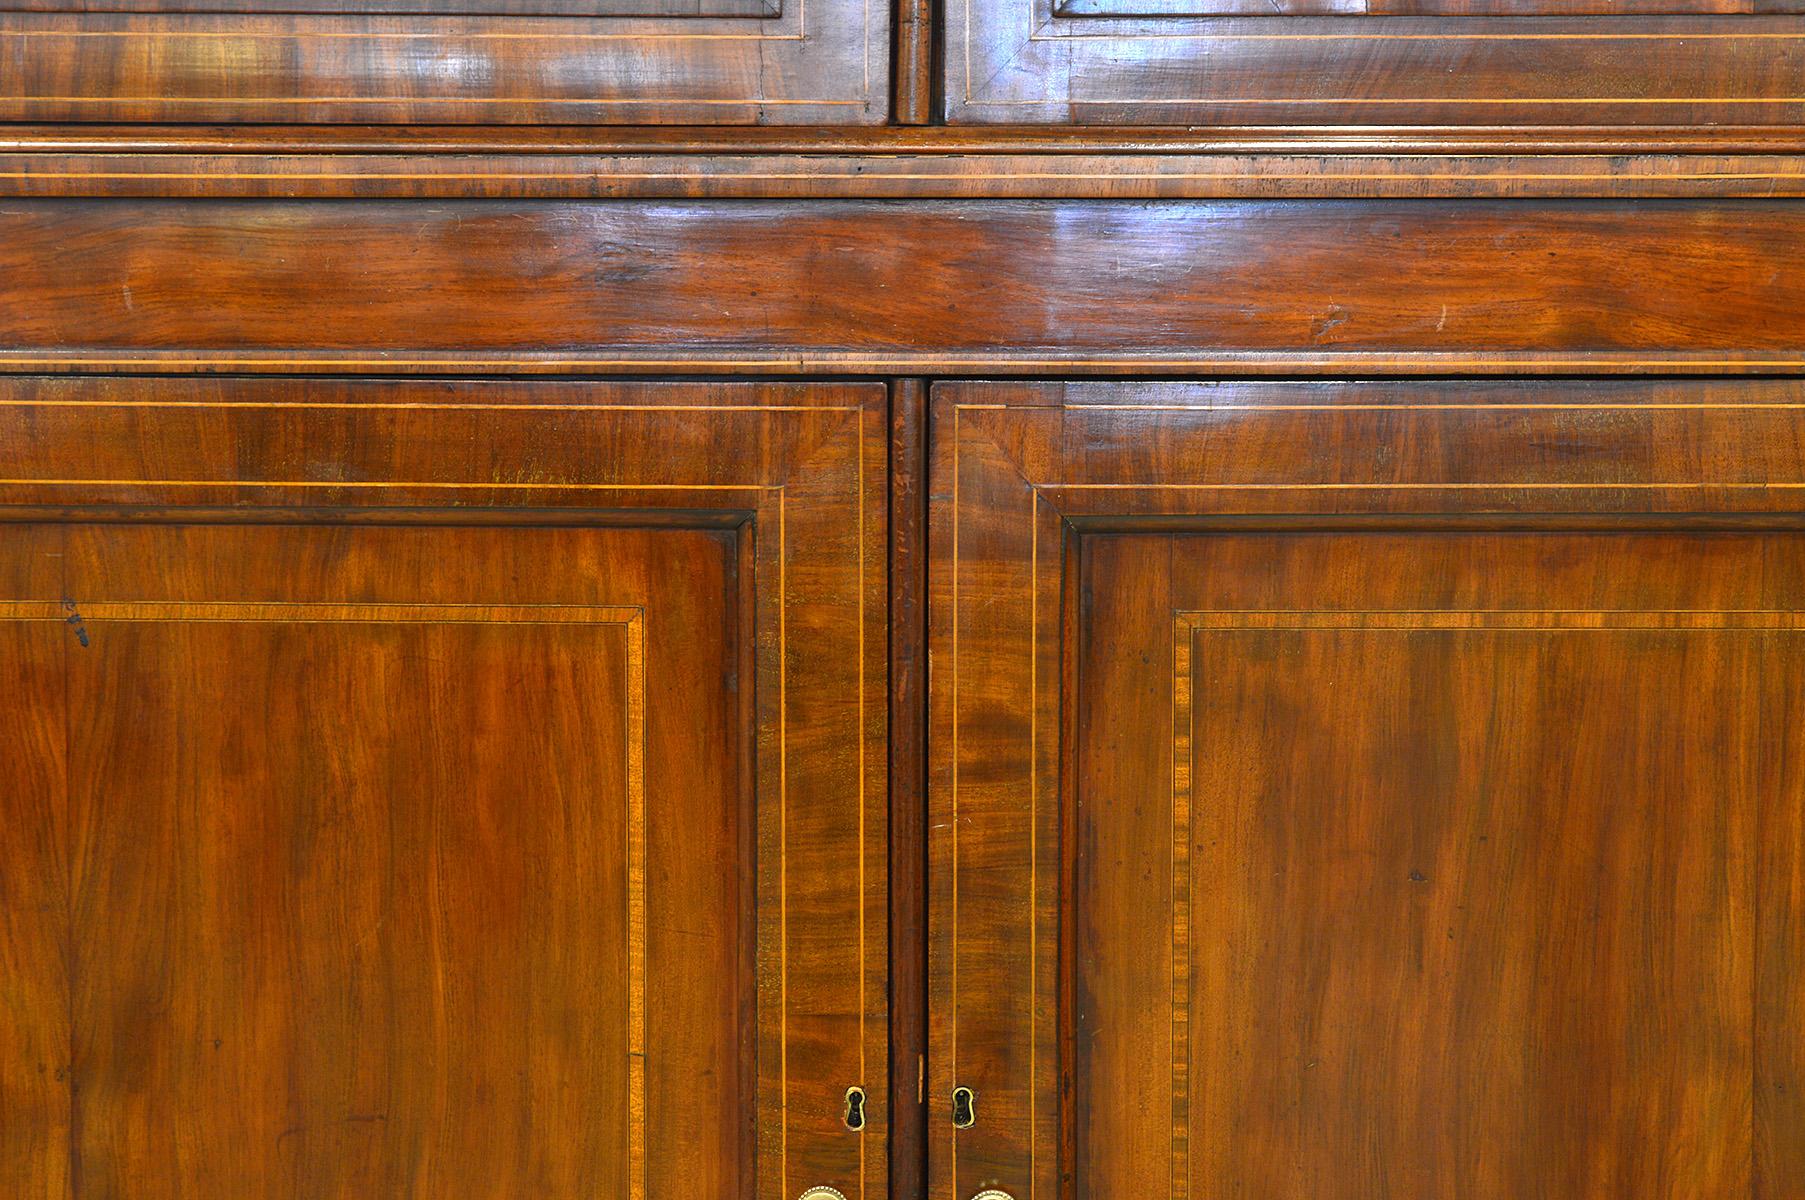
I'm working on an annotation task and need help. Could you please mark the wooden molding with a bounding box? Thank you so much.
[6,150,1805,198]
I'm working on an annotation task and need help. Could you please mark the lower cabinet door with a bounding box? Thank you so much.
[0,377,887,1200]
[930,380,1805,1200]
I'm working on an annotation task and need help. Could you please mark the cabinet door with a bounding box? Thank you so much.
[0,378,886,1200]
[946,0,1804,125]
[930,380,1805,1200]
[0,0,885,124]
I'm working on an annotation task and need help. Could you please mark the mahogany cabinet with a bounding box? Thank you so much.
[3,0,1805,1191]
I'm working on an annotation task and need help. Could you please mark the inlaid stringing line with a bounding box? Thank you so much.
[7,356,1805,371]
[858,411,868,1200]
[1041,482,1805,490]
[950,404,961,1194]
[9,169,1805,184]
[0,401,870,410]
[1179,610,1805,628]
[626,611,648,1200]
[1170,617,1195,1200]
[780,485,790,1200]
[0,479,776,491]
[0,600,642,623]
[1029,487,1038,1200]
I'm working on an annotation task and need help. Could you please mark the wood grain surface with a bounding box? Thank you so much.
[0,0,886,125]
[0,201,1801,376]
[950,0,1805,126]
[0,376,890,1200]
[930,379,1805,1200]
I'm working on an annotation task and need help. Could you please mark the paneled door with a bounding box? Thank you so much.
[945,0,1805,125]
[0,377,887,1200]
[930,380,1805,1200]
[0,0,886,123]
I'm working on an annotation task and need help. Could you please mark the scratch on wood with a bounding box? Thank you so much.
[61,597,88,647]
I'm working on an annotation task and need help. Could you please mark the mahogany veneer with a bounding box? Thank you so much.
[3,0,1804,1193]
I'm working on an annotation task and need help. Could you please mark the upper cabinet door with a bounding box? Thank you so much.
[0,377,887,1200]
[929,379,1805,1200]
[945,0,1805,124]
[0,0,886,123]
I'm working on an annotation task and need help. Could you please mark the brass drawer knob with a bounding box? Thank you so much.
[798,1189,848,1200]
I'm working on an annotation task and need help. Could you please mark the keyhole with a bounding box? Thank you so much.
[951,1086,976,1128]
[843,1086,866,1132]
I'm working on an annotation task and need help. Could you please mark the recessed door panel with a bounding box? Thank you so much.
[1081,531,1765,1198]
[46,524,735,1198]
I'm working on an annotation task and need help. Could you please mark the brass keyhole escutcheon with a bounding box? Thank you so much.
[843,1085,867,1131]
[951,1085,976,1128]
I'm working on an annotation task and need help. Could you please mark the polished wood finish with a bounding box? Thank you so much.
[892,0,935,120]
[0,584,68,1199]
[0,376,888,1200]
[1086,532,1784,1198]
[930,379,1805,1200]
[1063,0,1801,11]
[14,124,1805,155]
[2,200,1803,376]
[7,0,1805,1184]
[0,0,886,124]
[8,128,1805,204]
[948,0,1805,126]
[10,0,782,13]
[888,379,930,1200]
[9,150,1805,198]
[51,525,728,1199]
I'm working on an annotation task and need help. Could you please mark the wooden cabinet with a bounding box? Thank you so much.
[4,0,1805,1184]
[9,363,1805,1200]
[930,380,1805,1200]
[0,0,887,123]
[4,187,1805,1199]
[0,377,888,1200]
[945,0,1805,125]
